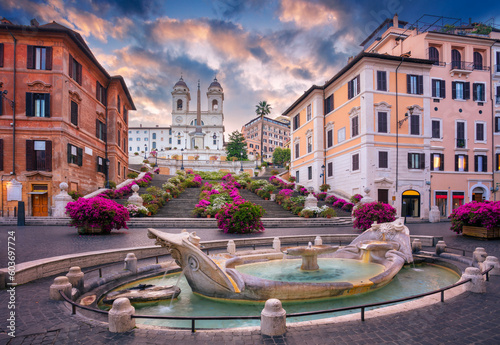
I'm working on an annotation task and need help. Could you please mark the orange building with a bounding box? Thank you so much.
[0,19,135,217]
[241,116,290,162]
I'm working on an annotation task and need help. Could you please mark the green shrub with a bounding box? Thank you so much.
[127,172,139,179]
[108,181,117,189]
[146,203,159,215]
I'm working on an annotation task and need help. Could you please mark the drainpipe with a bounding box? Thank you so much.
[105,85,110,188]
[322,88,326,187]
[490,43,496,201]
[5,26,17,175]
[395,57,404,194]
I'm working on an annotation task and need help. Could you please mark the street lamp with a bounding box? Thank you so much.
[180,148,184,170]
[144,144,147,159]
[321,164,325,185]
[240,151,244,172]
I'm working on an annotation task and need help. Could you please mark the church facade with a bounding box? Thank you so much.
[170,77,225,150]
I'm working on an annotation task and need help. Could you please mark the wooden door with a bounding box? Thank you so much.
[32,194,48,216]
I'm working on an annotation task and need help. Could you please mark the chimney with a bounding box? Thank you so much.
[393,13,399,27]
[30,18,39,27]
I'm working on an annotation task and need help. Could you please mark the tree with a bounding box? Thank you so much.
[225,131,248,160]
[255,101,272,164]
[272,147,291,166]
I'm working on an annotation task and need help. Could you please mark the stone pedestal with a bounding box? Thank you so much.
[314,236,323,246]
[49,276,72,301]
[461,267,486,293]
[124,253,137,274]
[429,206,440,223]
[304,193,318,208]
[227,240,236,255]
[66,266,84,291]
[435,240,446,255]
[108,298,136,333]
[473,247,487,266]
[359,187,374,204]
[53,183,73,217]
[484,256,500,276]
[411,239,422,253]
[261,299,286,336]
[127,184,143,207]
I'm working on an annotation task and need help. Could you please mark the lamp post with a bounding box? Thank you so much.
[144,144,147,159]
[321,164,325,185]
[240,151,244,172]
[180,148,184,170]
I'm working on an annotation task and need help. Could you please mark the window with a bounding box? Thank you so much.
[117,96,121,113]
[67,144,83,166]
[348,75,360,99]
[473,83,485,102]
[263,139,267,143]
[307,136,312,153]
[295,143,299,159]
[474,155,487,172]
[177,139,181,145]
[496,153,500,171]
[96,120,106,141]
[352,153,359,171]
[327,162,333,177]
[69,54,82,85]
[325,95,334,113]
[431,153,444,171]
[306,104,312,121]
[410,114,420,135]
[27,46,52,70]
[407,75,423,94]
[432,79,445,98]
[432,120,441,139]
[455,154,468,172]
[378,151,388,168]
[26,93,50,117]
[96,82,106,104]
[249,143,254,148]
[177,99,183,110]
[475,122,485,142]
[295,171,299,183]
[452,81,470,100]
[338,127,346,143]
[136,138,141,141]
[473,52,483,70]
[97,156,105,173]
[451,49,462,69]
[428,46,439,65]
[144,138,148,141]
[495,115,500,133]
[129,147,132,151]
[117,130,121,145]
[376,71,387,91]
[308,166,312,180]
[118,162,121,176]
[152,133,156,139]
[293,114,300,130]
[327,129,333,147]
[456,121,466,148]
[70,101,78,126]
[152,142,156,149]
[377,112,388,133]
[408,153,425,169]
[169,138,172,144]
[26,140,52,171]
[351,116,359,137]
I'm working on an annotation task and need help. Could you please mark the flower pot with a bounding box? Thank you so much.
[265,198,269,200]
[78,225,104,235]
[207,215,211,218]
[326,215,332,219]
[463,226,500,239]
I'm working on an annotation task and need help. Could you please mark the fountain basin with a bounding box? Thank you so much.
[102,284,181,304]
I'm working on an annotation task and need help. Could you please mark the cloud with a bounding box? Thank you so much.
[278,0,340,30]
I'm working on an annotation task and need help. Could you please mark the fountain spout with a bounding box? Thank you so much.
[285,244,338,271]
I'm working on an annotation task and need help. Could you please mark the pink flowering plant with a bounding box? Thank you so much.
[449,201,500,234]
[352,202,396,230]
[350,194,363,203]
[66,197,129,234]
[216,201,265,234]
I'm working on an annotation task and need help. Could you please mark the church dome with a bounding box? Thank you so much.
[208,77,223,91]
[174,77,189,91]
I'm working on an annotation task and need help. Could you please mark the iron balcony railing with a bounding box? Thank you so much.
[451,61,490,72]
[456,138,466,148]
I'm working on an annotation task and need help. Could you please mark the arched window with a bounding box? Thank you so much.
[177,99,183,110]
[190,120,205,126]
[152,133,156,139]
[212,99,218,111]
[451,49,461,69]
[473,52,483,70]
[428,47,439,65]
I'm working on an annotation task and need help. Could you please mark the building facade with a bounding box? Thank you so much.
[128,125,172,154]
[0,19,135,217]
[241,116,290,161]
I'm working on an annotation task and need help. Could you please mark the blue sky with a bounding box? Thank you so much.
[1,0,499,137]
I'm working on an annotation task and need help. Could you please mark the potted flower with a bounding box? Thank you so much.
[319,184,330,192]
[299,208,315,218]
[352,202,397,230]
[315,192,327,201]
[320,207,336,218]
[449,201,500,238]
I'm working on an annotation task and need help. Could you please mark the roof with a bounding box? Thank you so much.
[0,20,135,109]
[209,77,222,90]
[360,18,408,47]
[282,52,434,116]
[174,77,189,89]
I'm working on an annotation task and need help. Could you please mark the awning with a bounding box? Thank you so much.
[436,195,447,199]
[452,195,464,199]
[27,191,48,195]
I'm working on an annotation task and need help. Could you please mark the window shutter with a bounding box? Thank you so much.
[69,54,73,78]
[440,153,444,171]
[0,139,3,171]
[77,147,83,166]
[77,63,82,85]
[0,43,4,67]
[464,82,470,100]
[67,143,72,164]
[432,79,437,97]
[96,81,99,100]
[27,45,34,69]
[420,153,425,169]
[377,71,381,90]
[418,75,423,95]
[0,92,2,115]
[26,140,34,171]
[44,93,50,117]
[45,141,52,171]
[46,47,52,70]
[103,123,107,142]
[71,101,78,126]
[452,82,456,99]
[25,93,33,116]
[464,155,468,172]
[96,119,100,138]
[348,81,352,99]
[356,75,360,94]
[454,155,459,171]
[473,83,477,101]
[474,155,478,172]
[406,75,411,93]
[440,80,446,98]
[480,84,485,101]
[407,153,412,169]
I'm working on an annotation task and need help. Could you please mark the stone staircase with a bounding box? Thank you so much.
[238,188,298,218]
[155,187,201,218]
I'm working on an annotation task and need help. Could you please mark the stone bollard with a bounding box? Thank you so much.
[484,256,500,276]
[461,267,486,293]
[124,253,137,274]
[314,236,323,246]
[108,298,136,333]
[227,240,236,255]
[53,182,73,217]
[435,241,446,255]
[66,266,84,291]
[49,276,73,301]
[270,194,276,201]
[272,237,281,252]
[261,298,286,336]
[428,206,440,223]
[473,247,487,266]
[411,239,422,253]
[127,184,144,207]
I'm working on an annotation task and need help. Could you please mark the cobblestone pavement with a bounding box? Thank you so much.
[1,223,500,344]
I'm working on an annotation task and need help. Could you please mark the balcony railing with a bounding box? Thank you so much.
[450,61,489,72]
[456,138,466,148]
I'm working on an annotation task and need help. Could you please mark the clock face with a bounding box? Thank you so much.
[175,116,183,123]
[211,116,218,124]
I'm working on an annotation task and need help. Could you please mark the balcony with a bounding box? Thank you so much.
[456,138,466,148]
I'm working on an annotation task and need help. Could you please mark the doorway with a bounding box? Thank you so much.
[472,187,485,202]
[402,190,420,217]
[31,184,48,217]
[378,189,389,204]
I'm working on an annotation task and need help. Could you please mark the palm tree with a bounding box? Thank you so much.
[255,101,272,165]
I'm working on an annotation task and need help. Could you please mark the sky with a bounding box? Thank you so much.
[2,0,500,139]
